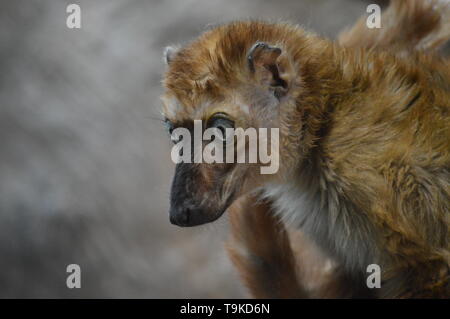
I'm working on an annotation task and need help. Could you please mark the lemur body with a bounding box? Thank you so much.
[161,0,450,298]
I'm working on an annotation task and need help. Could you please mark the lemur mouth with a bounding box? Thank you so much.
[170,205,228,227]
[170,189,237,227]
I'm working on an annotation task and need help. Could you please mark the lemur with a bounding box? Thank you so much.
[161,0,450,298]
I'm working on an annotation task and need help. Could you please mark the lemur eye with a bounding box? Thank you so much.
[163,118,174,134]
[163,118,179,143]
[207,113,234,141]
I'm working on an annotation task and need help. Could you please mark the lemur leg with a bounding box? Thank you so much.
[339,0,450,52]
[226,194,374,298]
[380,262,450,298]
[375,163,450,298]
[226,194,307,298]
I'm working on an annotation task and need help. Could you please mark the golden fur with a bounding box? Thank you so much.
[162,0,450,298]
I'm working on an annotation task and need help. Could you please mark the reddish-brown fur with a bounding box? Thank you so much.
[162,0,450,298]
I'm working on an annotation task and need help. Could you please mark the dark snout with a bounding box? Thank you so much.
[169,205,224,227]
[169,163,228,227]
[169,206,190,226]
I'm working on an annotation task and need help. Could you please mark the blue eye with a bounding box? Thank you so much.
[163,118,174,135]
[164,118,181,144]
[207,114,234,141]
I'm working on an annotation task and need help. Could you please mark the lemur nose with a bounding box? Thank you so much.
[169,207,190,226]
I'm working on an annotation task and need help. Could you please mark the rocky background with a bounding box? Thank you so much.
[0,0,385,297]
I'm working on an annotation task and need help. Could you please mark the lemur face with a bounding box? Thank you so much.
[161,104,245,227]
[161,23,291,226]
[161,75,267,226]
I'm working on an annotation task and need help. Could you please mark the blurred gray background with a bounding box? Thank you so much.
[0,0,383,298]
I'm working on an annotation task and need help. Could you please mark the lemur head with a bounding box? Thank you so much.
[161,21,300,227]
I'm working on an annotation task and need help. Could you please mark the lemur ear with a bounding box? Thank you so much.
[247,42,287,98]
[164,46,178,65]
